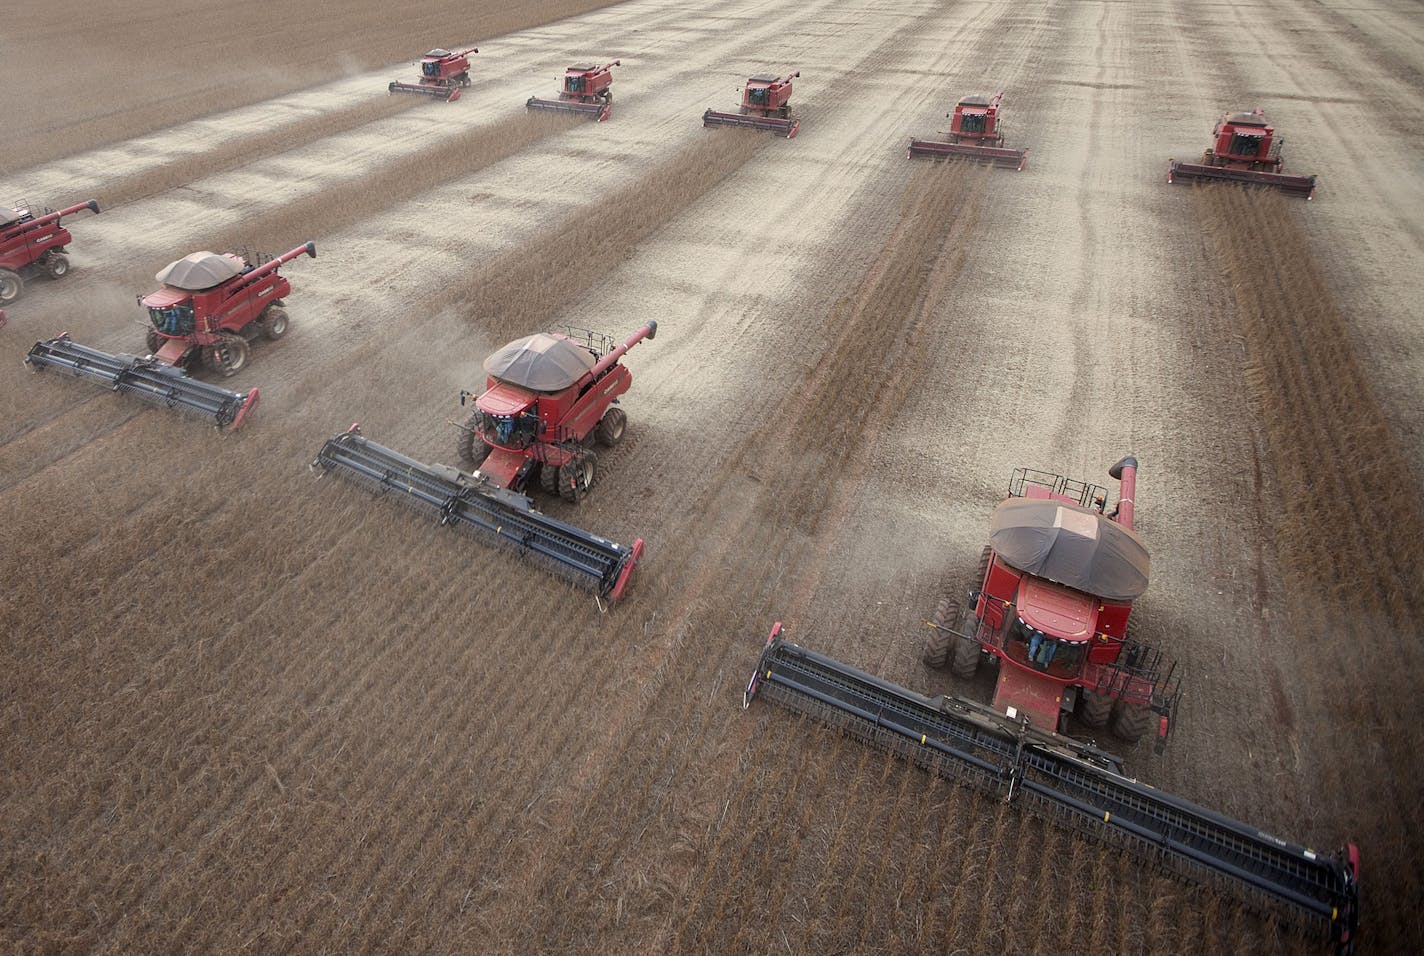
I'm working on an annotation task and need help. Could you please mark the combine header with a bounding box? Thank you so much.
[744,628,1360,951]
[389,47,478,102]
[23,241,315,430]
[1,199,100,305]
[311,321,657,602]
[25,335,258,430]
[703,71,800,138]
[1169,108,1317,199]
[908,92,1027,169]
[527,61,620,121]
[313,426,642,602]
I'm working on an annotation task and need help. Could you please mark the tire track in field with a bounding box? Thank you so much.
[1194,184,1424,951]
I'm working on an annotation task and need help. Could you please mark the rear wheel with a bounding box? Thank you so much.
[44,252,70,279]
[205,334,249,377]
[0,268,22,304]
[594,407,627,447]
[1079,690,1113,729]
[1110,700,1153,743]
[558,449,598,503]
[261,306,289,340]
[922,597,957,668]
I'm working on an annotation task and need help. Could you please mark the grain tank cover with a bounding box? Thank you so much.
[0,208,22,226]
[483,332,597,391]
[155,251,242,290]
[989,497,1150,601]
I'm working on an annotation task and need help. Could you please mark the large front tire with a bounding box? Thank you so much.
[950,624,981,678]
[558,449,598,503]
[1079,690,1113,729]
[923,597,958,668]
[455,410,490,467]
[1110,701,1152,743]
[538,461,560,495]
[206,333,249,377]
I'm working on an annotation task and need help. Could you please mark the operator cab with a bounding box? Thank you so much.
[475,382,541,449]
[141,287,196,335]
[1002,576,1095,680]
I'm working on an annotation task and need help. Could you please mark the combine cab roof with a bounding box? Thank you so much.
[989,497,1150,601]
[483,332,596,391]
[155,251,243,290]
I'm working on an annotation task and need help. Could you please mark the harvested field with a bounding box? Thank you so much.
[3,0,1422,952]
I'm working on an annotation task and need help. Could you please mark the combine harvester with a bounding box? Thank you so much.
[25,241,316,431]
[1,199,100,305]
[526,61,620,121]
[743,456,1360,952]
[389,47,478,102]
[922,457,1180,750]
[703,71,801,138]
[1169,107,1317,199]
[908,92,1027,170]
[312,321,657,603]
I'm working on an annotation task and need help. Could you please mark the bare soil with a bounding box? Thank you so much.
[3,0,1422,952]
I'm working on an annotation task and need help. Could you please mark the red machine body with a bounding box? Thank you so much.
[142,241,316,377]
[456,321,656,503]
[703,70,801,138]
[389,47,478,102]
[925,457,1181,751]
[1168,107,1317,199]
[908,92,1027,169]
[0,199,101,305]
[527,60,620,121]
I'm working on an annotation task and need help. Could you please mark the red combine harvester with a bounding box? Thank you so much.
[527,61,620,121]
[1169,107,1317,199]
[455,321,656,502]
[703,71,800,138]
[743,471,1359,949]
[25,242,315,431]
[908,92,1027,169]
[389,47,478,102]
[923,456,1181,750]
[312,322,656,603]
[138,242,316,375]
[1,199,101,305]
